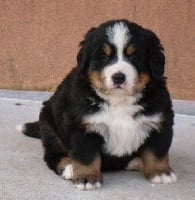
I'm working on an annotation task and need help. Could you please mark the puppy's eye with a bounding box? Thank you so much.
[102,54,110,61]
[128,54,137,63]
[125,44,137,63]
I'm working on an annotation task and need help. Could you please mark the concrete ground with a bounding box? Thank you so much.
[0,90,195,200]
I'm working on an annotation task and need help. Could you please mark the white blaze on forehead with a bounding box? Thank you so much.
[103,22,137,94]
[106,22,130,59]
[102,22,138,95]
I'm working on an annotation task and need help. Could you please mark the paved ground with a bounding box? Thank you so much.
[0,90,195,200]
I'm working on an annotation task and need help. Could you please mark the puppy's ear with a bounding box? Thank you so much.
[77,28,97,70]
[144,30,165,79]
[76,44,87,70]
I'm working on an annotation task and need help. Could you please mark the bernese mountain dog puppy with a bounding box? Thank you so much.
[21,19,177,190]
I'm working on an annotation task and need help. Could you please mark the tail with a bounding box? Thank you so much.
[16,121,41,139]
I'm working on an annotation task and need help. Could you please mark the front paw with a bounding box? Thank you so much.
[150,171,177,184]
[73,175,103,190]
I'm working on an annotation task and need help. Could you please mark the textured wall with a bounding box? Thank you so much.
[0,0,194,100]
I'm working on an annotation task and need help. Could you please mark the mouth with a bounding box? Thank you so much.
[115,85,122,89]
[111,84,130,94]
[110,83,138,96]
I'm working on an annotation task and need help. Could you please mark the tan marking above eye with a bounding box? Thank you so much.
[126,44,136,56]
[103,43,112,57]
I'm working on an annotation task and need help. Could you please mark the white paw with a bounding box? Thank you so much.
[73,180,102,190]
[74,183,85,190]
[16,124,25,132]
[126,157,143,171]
[61,164,74,180]
[150,172,177,184]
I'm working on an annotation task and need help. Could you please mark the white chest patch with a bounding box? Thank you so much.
[83,95,162,157]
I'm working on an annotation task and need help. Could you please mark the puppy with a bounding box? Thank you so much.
[21,19,177,190]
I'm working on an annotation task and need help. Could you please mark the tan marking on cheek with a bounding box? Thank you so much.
[141,149,172,179]
[135,73,150,92]
[126,44,136,56]
[88,71,105,91]
[103,43,112,57]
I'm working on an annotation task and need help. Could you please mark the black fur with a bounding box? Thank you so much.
[23,19,174,175]
[23,122,40,139]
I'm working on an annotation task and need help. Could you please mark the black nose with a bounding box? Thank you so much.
[112,72,126,85]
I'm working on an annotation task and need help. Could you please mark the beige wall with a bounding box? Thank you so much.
[0,0,194,100]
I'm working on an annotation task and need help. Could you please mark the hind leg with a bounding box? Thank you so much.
[42,128,103,190]
[41,123,103,190]
[40,108,103,190]
[126,157,144,171]
[40,119,69,174]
